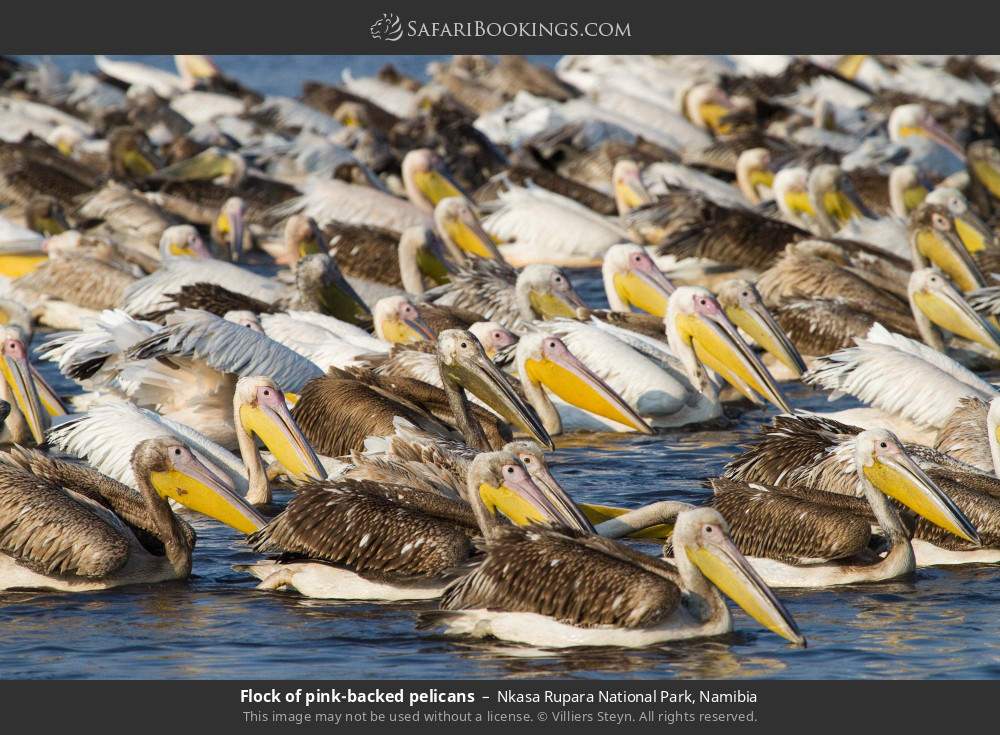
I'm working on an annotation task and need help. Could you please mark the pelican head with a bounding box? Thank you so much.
[466,450,584,533]
[666,287,792,412]
[46,125,85,157]
[136,437,264,535]
[673,507,805,646]
[611,159,654,215]
[434,196,501,261]
[855,428,978,544]
[968,139,1000,200]
[681,82,736,134]
[108,126,161,179]
[235,376,325,483]
[295,253,371,326]
[159,225,211,261]
[889,104,965,161]
[223,310,264,333]
[402,148,466,213]
[889,165,929,218]
[773,167,815,230]
[398,226,449,294]
[908,268,1000,356]
[373,295,435,344]
[925,187,995,255]
[175,54,220,86]
[515,264,587,321]
[715,279,806,376]
[602,243,675,316]
[735,148,774,204]
[213,196,247,262]
[910,201,986,292]
[0,326,44,445]
[469,321,518,359]
[807,164,872,235]
[25,195,69,236]
[503,440,594,532]
[516,331,652,435]
[282,215,326,264]
[437,329,552,448]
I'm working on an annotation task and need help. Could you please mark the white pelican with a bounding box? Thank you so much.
[94,56,188,98]
[805,323,997,443]
[0,438,265,592]
[481,185,630,267]
[48,375,325,506]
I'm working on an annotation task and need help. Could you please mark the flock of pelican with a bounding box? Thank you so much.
[4,53,1000,652]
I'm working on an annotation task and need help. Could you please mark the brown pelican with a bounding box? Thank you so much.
[292,329,552,457]
[724,414,999,567]
[0,437,264,592]
[429,506,804,648]
[711,427,979,587]
[240,449,585,600]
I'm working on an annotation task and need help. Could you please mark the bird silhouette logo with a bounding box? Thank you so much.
[370,13,403,42]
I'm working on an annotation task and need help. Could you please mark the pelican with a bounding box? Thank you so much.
[908,268,1000,358]
[372,295,436,344]
[48,375,324,506]
[724,414,1000,567]
[402,148,470,213]
[240,450,586,600]
[968,139,1000,202]
[0,325,46,445]
[292,329,552,457]
[434,196,503,262]
[429,506,804,648]
[711,428,980,587]
[934,396,998,473]
[258,310,388,372]
[715,279,807,378]
[909,199,989,293]
[41,309,323,448]
[0,437,265,592]
[480,185,630,267]
[601,242,676,317]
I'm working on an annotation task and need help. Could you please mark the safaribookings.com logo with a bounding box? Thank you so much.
[370,14,631,41]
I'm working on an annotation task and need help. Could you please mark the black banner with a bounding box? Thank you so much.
[3,0,1000,53]
[0,679,992,732]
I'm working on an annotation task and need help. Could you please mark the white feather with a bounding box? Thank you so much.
[94,55,187,98]
[272,178,430,233]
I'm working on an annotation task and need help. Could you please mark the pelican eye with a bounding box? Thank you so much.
[632,254,642,263]
[460,342,468,349]
[879,441,887,449]
[173,448,182,456]
[741,291,748,298]
[263,389,271,397]
[932,213,950,230]
[704,525,713,534]
[522,456,532,464]
[547,340,557,349]
[505,466,515,474]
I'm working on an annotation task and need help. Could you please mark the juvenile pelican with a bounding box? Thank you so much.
[0,438,265,592]
[429,506,805,648]
[712,428,979,587]
[241,450,585,600]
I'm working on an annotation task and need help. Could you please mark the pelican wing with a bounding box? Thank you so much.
[3,446,196,551]
[125,309,323,392]
[270,178,430,232]
[422,259,520,328]
[771,298,877,356]
[94,55,186,98]
[122,259,286,316]
[711,478,872,563]
[77,182,174,248]
[0,461,130,578]
[805,325,997,428]
[482,185,627,261]
[248,479,476,581]
[933,397,992,472]
[39,309,159,382]
[260,312,378,370]
[47,400,248,492]
[440,525,681,628]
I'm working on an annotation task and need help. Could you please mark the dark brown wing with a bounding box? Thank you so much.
[2,447,196,554]
[711,478,871,563]
[441,525,682,628]
[0,462,130,578]
[324,221,404,288]
[248,479,476,581]
[772,298,878,355]
[933,396,991,470]
[138,282,278,322]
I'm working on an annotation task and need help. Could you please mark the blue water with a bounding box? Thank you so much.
[4,56,1000,680]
